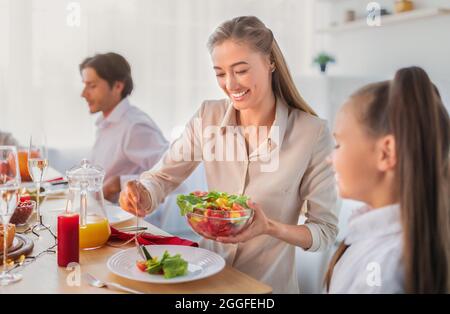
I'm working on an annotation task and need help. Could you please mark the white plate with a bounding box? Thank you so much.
[105,204,135,226]
[107,245,225,284]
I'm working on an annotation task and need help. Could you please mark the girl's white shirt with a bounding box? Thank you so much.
[329,203,404,294]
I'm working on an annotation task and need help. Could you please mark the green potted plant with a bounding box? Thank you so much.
[313,52,336,73]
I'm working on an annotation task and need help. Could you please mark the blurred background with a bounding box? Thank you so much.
[1,0,449,293]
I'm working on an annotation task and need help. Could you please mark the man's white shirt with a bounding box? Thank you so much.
[90,97,169,191]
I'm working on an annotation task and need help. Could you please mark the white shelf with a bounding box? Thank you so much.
[316,7,450,33]
[315,0,350,2]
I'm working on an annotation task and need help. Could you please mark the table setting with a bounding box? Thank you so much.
[0,142,272,294]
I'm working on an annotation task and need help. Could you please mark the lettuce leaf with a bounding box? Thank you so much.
[176,194,206,216]
[177,191,250,216]
[146,258,163,274]
[162,254,188,279]
[146,250,188,279]
[227,194,250,208]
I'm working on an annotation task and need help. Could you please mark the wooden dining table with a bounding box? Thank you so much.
[0,171,272,294]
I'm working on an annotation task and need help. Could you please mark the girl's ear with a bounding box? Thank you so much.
[377,134,397,172]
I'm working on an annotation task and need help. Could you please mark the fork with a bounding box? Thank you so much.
[117,226,147,233]
[132,183,147,260]
[84,273,144,294]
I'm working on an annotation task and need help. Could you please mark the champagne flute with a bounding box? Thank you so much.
[0,146,22,285]
[28,134,49,232]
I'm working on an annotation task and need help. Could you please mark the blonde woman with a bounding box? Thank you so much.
[120,16,339,293]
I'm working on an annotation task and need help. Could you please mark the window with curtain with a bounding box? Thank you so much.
[0,0,313,150]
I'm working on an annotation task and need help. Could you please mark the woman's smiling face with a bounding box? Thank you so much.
[211,39,274,111]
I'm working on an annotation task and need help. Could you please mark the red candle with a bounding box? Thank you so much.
[57,213,79,267]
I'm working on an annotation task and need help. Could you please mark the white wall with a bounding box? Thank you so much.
[309,0,450,109]
[293,1,450,293]
[0,0,313,151]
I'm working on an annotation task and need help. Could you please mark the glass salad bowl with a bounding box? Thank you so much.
[186,207,254,238]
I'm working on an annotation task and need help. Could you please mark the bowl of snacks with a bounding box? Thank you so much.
[177,191,254,238]
[10,200,36,226]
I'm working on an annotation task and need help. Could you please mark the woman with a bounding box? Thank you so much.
[120,16,339,293]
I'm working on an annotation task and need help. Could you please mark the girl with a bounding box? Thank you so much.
[119,16,339,293]
[326,67,450,293]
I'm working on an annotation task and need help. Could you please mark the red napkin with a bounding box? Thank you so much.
[109,226,198,247]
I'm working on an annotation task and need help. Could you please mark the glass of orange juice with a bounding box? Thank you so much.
[17,149,39,182]
[66,160,110,250]
[79,214,111,250]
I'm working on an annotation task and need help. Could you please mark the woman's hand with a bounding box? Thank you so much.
[215,200,271,243]
[118,180,152,217]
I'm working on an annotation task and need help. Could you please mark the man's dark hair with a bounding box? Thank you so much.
[80,52,133,99]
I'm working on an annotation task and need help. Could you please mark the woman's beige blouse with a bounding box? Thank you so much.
[140,98,339,293]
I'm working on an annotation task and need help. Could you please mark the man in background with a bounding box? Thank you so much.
[80,52,168,202]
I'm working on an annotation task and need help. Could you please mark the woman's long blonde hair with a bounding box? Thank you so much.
[207,16,316,116]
